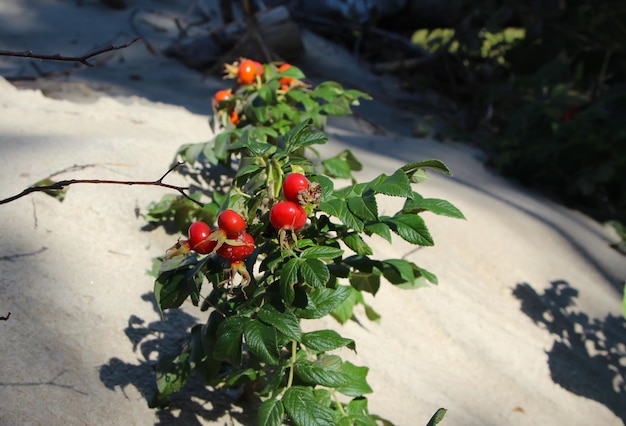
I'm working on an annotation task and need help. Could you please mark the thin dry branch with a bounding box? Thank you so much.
[0,36,141,67]
[0,162,204,207]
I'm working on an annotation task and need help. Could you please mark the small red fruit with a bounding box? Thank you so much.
[238,59,260,85]
[278,63,293,86]
[282,173,310,203]
[270,201,307,231]
[218,209,246,237]
[229,110,240,125]
[214,89,232,104]
[188,222,217,254]
[217,232,255,263]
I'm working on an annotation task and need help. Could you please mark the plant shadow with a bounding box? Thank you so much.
[98,293,256,425]
[512,280,626,423]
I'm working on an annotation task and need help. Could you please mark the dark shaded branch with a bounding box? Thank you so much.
[0,312,10,321]
[0,36,141,67]
[0,162,204,207]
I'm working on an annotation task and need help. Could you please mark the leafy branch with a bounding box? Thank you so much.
[0,162,204,207]
[0,36,141,67]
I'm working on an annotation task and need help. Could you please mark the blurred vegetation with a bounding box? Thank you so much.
[407,0,626,223]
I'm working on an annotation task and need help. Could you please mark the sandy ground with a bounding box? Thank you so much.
[1,1,626,425]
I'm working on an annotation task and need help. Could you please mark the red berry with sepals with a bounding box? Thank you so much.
[218,209,247,237]
[217,232,255,263]
[270,201,307,231]
[282,173,310,203]
[188,222,218,254]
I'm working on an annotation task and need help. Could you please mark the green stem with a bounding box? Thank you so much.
[286,340,297,389]
[331,389,347,416]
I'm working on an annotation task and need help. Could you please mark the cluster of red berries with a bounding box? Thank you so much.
[270,173,311,233]
[188,210,254,264]
[213,59,297,125]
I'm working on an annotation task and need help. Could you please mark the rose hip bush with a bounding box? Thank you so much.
[147,59,462,425]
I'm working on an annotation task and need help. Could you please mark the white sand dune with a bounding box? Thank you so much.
[1,1,625,425]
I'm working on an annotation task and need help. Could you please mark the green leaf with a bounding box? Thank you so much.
[154,263,203,311]
[258,398,285,426]
[381,259,417,285]
[404,194,465,219]
[244,319,279,364]
[364,222,392,243]
[323,199,362,227]
[337,361,373,397]
[283,120,328,154]
[331,287,358,324]
[322,149,363,179]
[295,359,350,387]
[383,213,434,246]
[214,316,246,365]
[258,304,302,341]
[302,330,356,353]
[154,346,191,403]
[370,169,413,197]
[427,408,448,426]
[32,178,69,202]
[189,322,221,382]
[321,96,352,116]
[295,285,352,319]
[350,272,381,295]
[347,194,378,222]
[312,81,342,101]
[402,159,453,177]
[301,246,344,260]
[343,233,373,256]
[300,258,331,287]
[282,386,337,426]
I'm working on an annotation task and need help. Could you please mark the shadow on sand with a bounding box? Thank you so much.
[98,293,256,425]
[513,280,626,423]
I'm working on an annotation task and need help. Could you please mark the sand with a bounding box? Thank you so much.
[1,1,625,425]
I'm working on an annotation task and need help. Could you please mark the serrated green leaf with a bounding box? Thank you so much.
[350,272,381,295]
[154,264,202,311]
[383,213,434,246]
[347,194,378,222]
[214,316,246,365]
[235,163,262,180]
[280,258,300,287]
[370,169,413,197]
[364,222,392,243]
[322,156,353,179]
[337,361,372,397]
[301,246,344,260]
[258,304,302,341]
[302,330,356,353]
[258,398,285,426]
[427,408,448,426]
[282,386,336,426]
[404,194,465,219]
[381,259,416,285]
[343,233,373,255]
[300,258,330,287]
[244,320,279,364]
[295,285,352,319]
[295,359,350,387]
[283,120,328,154]
[331,287,358,324]
[402,159,453,176]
